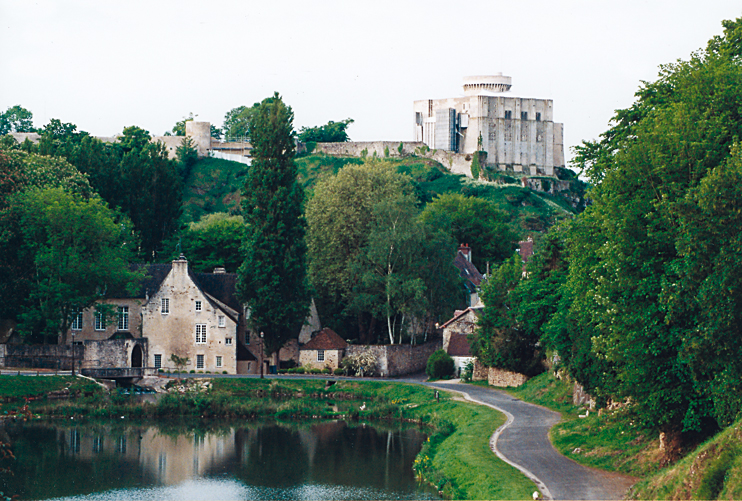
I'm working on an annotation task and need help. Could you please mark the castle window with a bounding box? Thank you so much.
[504,110,512,119]
[521,111,528,120]
[196,354,204,369]
[195,300,202,312]
[71,310,83,330]
[161,298,169,314]
[154,354,162,369]
[536,112,541,121]
[117,306,129,331]
[196,324,207,344]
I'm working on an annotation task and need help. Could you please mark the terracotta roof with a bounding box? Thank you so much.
[447,333,472,357]
[454,251,483,290]
[301,328,347,351]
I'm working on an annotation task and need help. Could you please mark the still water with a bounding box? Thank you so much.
[0,420,439,500]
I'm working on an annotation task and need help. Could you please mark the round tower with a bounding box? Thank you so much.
[463,74,512,95]
[185,121,212,156]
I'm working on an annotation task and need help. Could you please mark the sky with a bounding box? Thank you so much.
[1,1,741,167]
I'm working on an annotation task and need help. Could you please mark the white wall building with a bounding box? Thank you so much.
[413,74,564,176]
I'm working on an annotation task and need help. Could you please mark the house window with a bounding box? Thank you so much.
[71,310,83,330]
[195,301,202,312]
[154,354,162,369]
[225,337,233,345]
[245,332,250,345]
[196,324,207,344]
[196,354,204,369]
[216,356,222,368]
[317,349,325,362]
[504,110,512,119]
[536,112,541,121]
[521,111,528,120]
[117,306,129,331]
[95,311,105,331]
[161,298,169,314]
[218,315,226,327]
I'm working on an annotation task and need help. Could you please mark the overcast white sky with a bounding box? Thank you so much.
[2,1,740,166]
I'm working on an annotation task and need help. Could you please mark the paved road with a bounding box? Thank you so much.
[423,380,637,500]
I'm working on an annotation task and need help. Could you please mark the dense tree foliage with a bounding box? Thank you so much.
[222,104,261,141]
[236,93,310,357]
[29,122,183,261]
[297,118,354,143]
[0,105,35,135]
[306,160,460,344]
[420,193,517,270]
[177,212,245,273]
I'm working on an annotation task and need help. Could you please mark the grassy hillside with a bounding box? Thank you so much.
[182,152,587,237]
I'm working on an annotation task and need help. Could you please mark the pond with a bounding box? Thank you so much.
[0,419,440,500]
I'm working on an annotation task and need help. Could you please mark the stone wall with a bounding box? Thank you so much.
[0,344,83,370]
[82,339,146,369]
[299,349,343,370]
[487,367,528,387]
[346,340,441,377]
[472,359,489,381]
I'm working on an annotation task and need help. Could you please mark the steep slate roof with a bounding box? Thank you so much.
[447,333,472,357]
[237,342,258,361]
[301,328,347,351]
[454,251,483,291]
[194,272,241,312]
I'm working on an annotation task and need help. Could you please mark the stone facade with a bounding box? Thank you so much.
[82,339,147,370]
[413,75,564,176]
[142,257,238,374]
[299,348,343,371]
[346,340,441,377]
[65,297,144,343]
[0,343,83,370]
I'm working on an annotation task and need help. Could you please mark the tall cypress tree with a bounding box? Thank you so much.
[236,93,309,358]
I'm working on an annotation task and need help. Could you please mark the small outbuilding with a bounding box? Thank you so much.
[299,328,347,371]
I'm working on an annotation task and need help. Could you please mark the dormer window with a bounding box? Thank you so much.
[195,301,202,312]
[161,298,169,314]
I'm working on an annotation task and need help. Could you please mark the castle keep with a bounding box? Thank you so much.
[413,74,564,176]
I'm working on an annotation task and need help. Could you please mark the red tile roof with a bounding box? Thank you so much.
[301,328,347,351]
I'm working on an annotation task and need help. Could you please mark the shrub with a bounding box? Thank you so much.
[279,369,288,374]
[295,367,306,374]
[461,360,474,382]
[321,368,331,374]
[334,368,344,376]
[222,371,228,374]
[309,368,322,374]
[189,370,195,374]
[341,351,378,377]
[426,350,454,380]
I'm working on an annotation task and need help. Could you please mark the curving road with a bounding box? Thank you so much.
[422,380,637,500]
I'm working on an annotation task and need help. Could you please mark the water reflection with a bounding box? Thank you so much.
[0,420,439,500]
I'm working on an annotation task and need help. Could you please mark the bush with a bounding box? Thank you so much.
[426,350,454,380]
[279,369,288,374]
[321,368,331,374]
[309,368,322,374]
[334,368,344,376]
[295,367,306,374]
[461,360,474,382]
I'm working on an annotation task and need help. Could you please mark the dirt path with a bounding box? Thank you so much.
[423,380,637,500]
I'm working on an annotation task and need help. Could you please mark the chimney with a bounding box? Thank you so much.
[172,254,188,276]
[213,267,226,274]
[458,243,472,263]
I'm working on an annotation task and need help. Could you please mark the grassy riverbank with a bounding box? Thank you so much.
[0,376,536,500]
[504,372,742,499]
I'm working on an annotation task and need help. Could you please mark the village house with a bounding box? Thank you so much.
[453,244,484,307]
[64,255,261,375]
[440,306,481,377]
[299,327,347,371]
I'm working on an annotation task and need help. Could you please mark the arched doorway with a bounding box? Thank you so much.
[131,344,143,368]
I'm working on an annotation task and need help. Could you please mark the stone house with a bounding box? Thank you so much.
[64,255,260,375]
[440,306,482,376]
[299,328,347,370]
